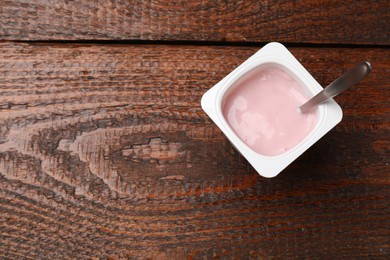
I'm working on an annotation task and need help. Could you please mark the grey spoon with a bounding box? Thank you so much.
[299,61,372,113]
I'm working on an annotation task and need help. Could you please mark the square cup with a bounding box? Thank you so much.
[201,42,342,178]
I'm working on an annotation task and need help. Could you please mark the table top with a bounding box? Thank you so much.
[1,1,389,259]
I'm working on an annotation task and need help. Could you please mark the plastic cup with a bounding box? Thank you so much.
[201,42,342,178]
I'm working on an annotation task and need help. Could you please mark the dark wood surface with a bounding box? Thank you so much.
[0,1,389,259]
[1,0,389,44]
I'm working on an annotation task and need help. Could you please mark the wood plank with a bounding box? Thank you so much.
[0,42,389,258]
[1,0,389,44]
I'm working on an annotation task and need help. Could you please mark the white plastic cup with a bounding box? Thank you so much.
[201,42,342,178]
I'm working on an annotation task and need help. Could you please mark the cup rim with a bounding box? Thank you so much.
[213,58,327,160]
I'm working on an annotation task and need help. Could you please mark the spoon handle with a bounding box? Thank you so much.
[299,61,372,113]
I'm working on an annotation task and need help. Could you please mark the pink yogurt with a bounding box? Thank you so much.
[222,67,317,156]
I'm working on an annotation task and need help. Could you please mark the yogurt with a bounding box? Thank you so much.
[222,67,317,156]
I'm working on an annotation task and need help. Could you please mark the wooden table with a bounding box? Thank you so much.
[1,1,389,258]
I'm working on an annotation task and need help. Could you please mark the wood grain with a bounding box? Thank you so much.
[0,42,389,258]
[1,0,389,45]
